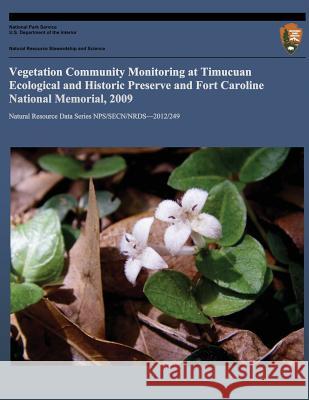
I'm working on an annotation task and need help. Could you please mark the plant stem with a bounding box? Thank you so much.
[245,199,268,245]
[267,264,289,274]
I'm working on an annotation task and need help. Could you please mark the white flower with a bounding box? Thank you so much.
[155,188,222,255]
[120,217,168,285]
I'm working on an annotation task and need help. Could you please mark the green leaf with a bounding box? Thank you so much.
[62,224,80,251]
[80,156,126,179]
[38,154,84,179]
[218,148,255,173]
[10,272,19,283]
[204,180,246,246]
[239,148,290,183]
[39,154,127,180]
[267,231,291,265]
[168,149,230,191]
[168,148,254,191]
[284,303,303,326]
[11,209,65,285]
[144,270,210,324]
[289,262,304,308]
[11,282,44,314]
[196,235,267,295]
[79,190,121,218]
[41,194,78,221]
[195,269,273,317]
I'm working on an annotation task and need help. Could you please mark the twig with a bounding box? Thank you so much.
[136,312,199,350]
[137,312,241,350]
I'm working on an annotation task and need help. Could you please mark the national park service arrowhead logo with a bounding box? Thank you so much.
[280,23,303,54]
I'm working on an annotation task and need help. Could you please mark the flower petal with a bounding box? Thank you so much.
[191,213,222,240]
[132,217,154,247]
[177,245,197,255]
[181,188,208,214]
[164,222,191,255]
[191,231,206,248]
[124,258,142,285]
[120,233,136,256]
[140,247,168,270]
[155,200,181,223]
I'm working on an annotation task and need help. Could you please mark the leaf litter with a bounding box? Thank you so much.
[10,148,304,362]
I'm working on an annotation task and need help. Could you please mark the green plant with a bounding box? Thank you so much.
[38,154,126,180]
[138,148,291,322]
[10,210,65,313]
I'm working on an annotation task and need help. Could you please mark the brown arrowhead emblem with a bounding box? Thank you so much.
[280,23,303,55]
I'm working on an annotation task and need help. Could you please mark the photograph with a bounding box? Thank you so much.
[10,147,304,362]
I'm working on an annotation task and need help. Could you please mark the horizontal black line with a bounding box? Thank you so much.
[9,12,306,22]
[8,56,306,59]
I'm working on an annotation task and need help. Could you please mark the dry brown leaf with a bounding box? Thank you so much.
[275,212,304,253]
[219,330,269,361]
[267,328,304,361]
[11,172,63,216]
[51,179,105,339]
[20,299,152,361]
[11,192,36,219]
[12,313,79,361]
[210,322,269,361]
[10,151,37,188]
[107,299,201,360]
[15,171,62,199]
[100,211,197,298]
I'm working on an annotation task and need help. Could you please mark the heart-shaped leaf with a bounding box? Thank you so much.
[194,269,273,317]
[38,154,84,179]
[204,180,246,246]
[196,235,267,295]
[79,190,121,218]
[144,270,210,324]
[239,148,290,183]
[80,156,126,179]
[41,194,78,221]
[11,209,65,285]
[11,282,44,314]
